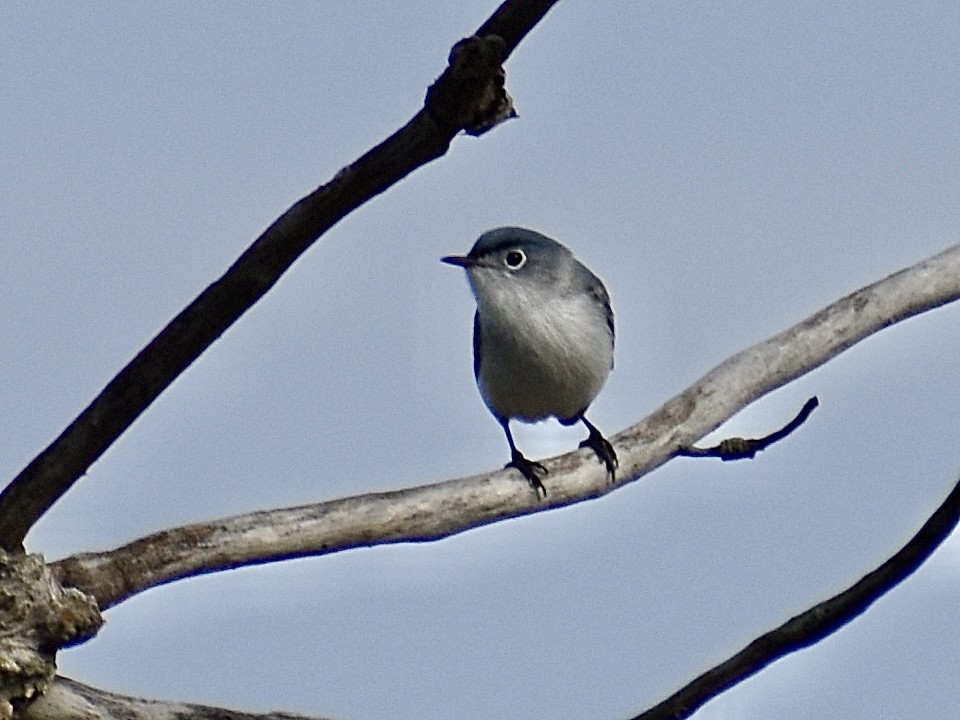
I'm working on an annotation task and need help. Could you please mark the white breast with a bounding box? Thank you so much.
[475,282,613,423]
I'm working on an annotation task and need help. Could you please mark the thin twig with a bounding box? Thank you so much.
[676,396,819,460]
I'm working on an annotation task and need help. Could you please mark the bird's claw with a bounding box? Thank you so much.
[506,451,548,498]
[581,431,618,482]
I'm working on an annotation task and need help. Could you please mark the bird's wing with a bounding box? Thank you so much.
[472,310,482,380]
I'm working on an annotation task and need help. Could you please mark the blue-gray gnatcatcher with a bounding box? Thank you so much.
[442,226,617,494]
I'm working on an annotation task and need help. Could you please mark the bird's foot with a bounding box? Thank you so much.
[506,450,548,498]
[581,429,618,482]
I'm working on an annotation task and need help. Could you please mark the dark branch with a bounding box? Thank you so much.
[476,0,560,53]
[676,396,819,460]
[0,0,560,552]
[630,473,960,720]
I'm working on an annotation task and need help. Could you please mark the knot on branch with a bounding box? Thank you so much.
[677,397,820,461]
[425,35,517,137]
[0,551,102,719]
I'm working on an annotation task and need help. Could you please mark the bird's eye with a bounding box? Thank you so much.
[504,249,527,269]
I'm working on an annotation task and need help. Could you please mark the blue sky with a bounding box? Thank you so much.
[2,3,959,719]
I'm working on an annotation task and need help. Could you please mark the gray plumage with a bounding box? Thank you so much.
[442,227,617,495]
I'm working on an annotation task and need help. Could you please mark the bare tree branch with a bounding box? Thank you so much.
[631,473,960,720]
[51,242,960,611]
[0,0,560,552]
[22,677,330,720]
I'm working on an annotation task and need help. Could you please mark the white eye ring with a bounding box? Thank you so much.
[504,249,527,269]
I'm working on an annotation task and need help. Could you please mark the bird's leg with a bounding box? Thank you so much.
[579,416,618,481]
[500,420,548,497]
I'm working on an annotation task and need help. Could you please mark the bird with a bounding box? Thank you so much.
[442,226,617,495]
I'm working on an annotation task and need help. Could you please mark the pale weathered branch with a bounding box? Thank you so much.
[631,473,960,720]
[34,472,960,720]
[51,242,960,611]
[0,0,560,553]
[22,677,329,720]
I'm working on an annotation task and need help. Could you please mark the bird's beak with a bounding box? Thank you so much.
[441,254,475,268]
